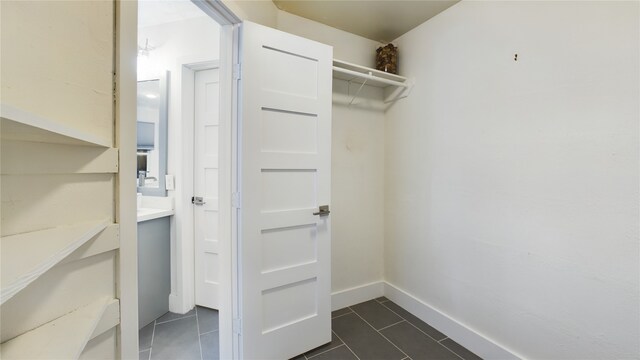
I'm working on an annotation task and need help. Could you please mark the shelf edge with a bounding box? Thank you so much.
[0,104,112,148]
[0,297,111,360]
[333,59,407,82]
[90,299,121,341]
[0,220,111,305]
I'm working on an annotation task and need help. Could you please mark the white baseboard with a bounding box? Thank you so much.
[331,281,384,311]
[384,282,522,360]
[168,293,190,314]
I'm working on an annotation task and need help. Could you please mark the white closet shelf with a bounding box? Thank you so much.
[90,299,121,341]
[1,104,112,147]
[1,297,112,359]
[333,59,409,88]
[1,220,113,305]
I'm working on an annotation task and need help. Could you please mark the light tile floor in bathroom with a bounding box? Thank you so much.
[139,306,219,360]
[139,298,482,360]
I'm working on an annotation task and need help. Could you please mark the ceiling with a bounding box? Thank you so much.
[138,0,206,28]
[273,0,460,43]
[137,0,460,42]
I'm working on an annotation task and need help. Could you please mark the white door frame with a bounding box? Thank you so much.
[187,2,240,359]
[174,45,236,360]
[173,57,219,317]
[116,0,139,358]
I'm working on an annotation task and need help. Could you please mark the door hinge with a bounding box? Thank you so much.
[113,72,117,103]
[232,192,241,209]
[233,63,242,81]
[232,318,242,334]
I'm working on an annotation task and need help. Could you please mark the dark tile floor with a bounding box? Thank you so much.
[294,297,482,360]
[139,306,219,360]
[139,298,481,360]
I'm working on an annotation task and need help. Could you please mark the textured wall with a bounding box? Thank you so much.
[384,1,639,358]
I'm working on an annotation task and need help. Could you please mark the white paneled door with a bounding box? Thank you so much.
[194,68,220,310]
[238,21,333,359]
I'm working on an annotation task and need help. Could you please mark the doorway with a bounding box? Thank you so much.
[134,1,233,359]
[127,1,334,359]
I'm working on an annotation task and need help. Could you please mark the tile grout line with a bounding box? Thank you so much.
[376,327,412,360]
[200,329,220,337]
[379,301,445,343]
[349,308,410,360]
[155,314,197,325]
[148,320,156,360]
[439,341,467,360]
[305,343,346,359]
[379,302,466,360]
[377,319,407,332]
[331,311,354,320]
[331,330,362,360]
[195,307,204,360]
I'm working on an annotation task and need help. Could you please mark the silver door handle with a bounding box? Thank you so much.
[192,196,206,206]
[313,205,330,216]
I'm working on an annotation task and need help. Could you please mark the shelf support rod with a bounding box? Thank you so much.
[384,79,415,104]
[348,76,369,106]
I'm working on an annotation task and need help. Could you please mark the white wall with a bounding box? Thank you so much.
[384,1,639,359]
[277,12,386,295]
[221,0,278,28]
[138,16,220,81]
[138,16,220,309]
[277,11,380,68]
[329,82,386,294]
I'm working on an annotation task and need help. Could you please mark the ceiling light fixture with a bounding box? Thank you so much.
[138,38,155,57]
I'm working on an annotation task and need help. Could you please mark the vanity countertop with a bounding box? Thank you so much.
[137,196,174,223]
[137,207,174,222]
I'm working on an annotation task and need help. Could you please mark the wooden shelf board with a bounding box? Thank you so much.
[0,141,119,175]
[90,299,120,340]
[59,224,120,266]
[1,104,111,148]
[1,220,111,305]
[0,297,110,360]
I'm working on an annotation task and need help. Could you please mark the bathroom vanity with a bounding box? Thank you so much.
[137,196,174,329]
[136,72,174,329]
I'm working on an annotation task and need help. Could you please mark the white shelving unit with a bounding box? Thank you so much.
[1,297,111,359]
[0,100,121,352]
[332,59,414,104]
[1,220,113,305]
[2,3,121,358]
[0,101,121,357]
[0,104,111,148]
[333,59,409,88]
[0,105,120,358]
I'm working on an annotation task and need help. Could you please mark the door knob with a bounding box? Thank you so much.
[313,205,330,216]
[192,196,206,206]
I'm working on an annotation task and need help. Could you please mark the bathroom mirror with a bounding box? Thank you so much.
[137,71,169,196]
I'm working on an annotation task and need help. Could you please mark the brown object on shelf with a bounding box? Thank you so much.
[376,43,398,74]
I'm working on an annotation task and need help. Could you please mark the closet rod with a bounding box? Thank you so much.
[332,67,409,88]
